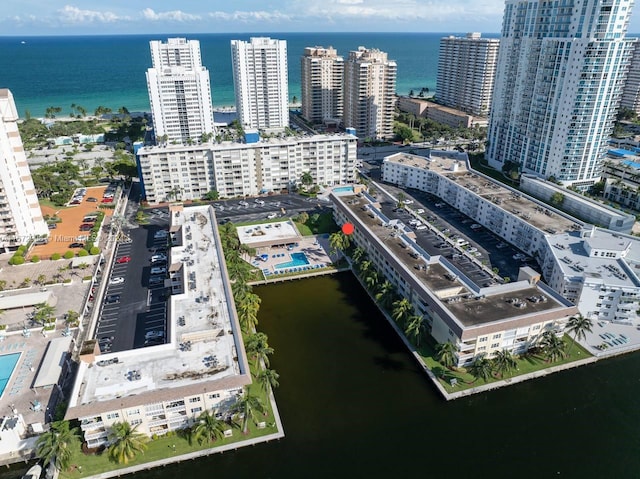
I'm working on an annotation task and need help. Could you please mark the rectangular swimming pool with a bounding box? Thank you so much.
[0,353,21,397]
[275,252,310,270]
[333,186,355,194]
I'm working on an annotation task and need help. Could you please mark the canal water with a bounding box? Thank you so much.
[7,273,640,478]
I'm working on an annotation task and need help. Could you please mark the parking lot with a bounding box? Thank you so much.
[377,185,532,283]
[210,194,328,224]
[94,216,170,353]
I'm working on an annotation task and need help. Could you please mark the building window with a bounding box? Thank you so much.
[131,419,142,426]
[208,393,221,400]
[491,343,500,348]
[479,337,488,342]
[492,334,501,339]
[106,413,120,420]
[189,397,201,403]
[191,407,202,414]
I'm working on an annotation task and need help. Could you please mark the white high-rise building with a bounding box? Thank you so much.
[436,33,499,117]
[621,42,640,115]
[146,38,215,145]
[488,0,636,188]
[343,47,397,140]
[301,46,344,124]
[230,37,289,132]
[0,89,48,250]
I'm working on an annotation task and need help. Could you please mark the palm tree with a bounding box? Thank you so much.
[35,421,79,472]
[256,368,280,393]
[540,330,566,363]
[107,421,147,465]
[492,349,517,378]
[64,310,79,325]
[358,259,373,276]
[244,332,274,367]
[329,231,351,257]
[391,298,413,326]
[350,246,366,266]
[34,302,56,326]
[435,341,457,369]
[375,280,396,310]
[468,354,493,383]
[565,314,593,352]
[237,292,261,333]
[404,314,427,346]
[190,411,226,445]
[36,274,47,286]
[233,390,266,434]
[301,171,314,190]
[364,270,380,293]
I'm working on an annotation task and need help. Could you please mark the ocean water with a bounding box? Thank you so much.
[0,32,499,118]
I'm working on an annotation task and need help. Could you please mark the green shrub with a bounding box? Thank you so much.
[51,253,61,260]
[30,255,40,263]
[63,278,72,284]
[82,275,92,281]
[10,256,25,265]
[77,249,89,257]
[63,251,75,259]
[17,245,27,254]
[89,247,100,255]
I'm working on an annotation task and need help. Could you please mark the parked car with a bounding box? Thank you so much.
[48,223,57,230]
[154,230,168,239]
[239,201,249,207]
[83,217,97,223]
[267,213,278,219]
[150,267,166,275]
[101,197,113,203]
[104,294,120,304]
[86,197,98,202]
[403,200,414,204]
[151,254,167,262]
[149,276,164,285]
[109,277,125,285]
[79,225,92,231]
[254,198,265,205]
[116,256,131,264]
[69,242,84,248]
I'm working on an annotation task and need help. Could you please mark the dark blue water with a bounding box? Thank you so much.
[0,32,499,117]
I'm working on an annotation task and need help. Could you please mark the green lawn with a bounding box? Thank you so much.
[417,335,591,394]
[59,383,278,479]
[294,212,338,236]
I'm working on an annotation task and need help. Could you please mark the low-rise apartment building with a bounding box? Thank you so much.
[137,133,357,202]
[66,205,251,446]
[331,190,577,366]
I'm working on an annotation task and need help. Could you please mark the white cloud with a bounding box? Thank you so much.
[142,8,201,22]
[336,0,365,4]
[208,10,292,23]
[58,5,124,24]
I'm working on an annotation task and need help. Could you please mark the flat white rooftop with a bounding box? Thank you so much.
[236,220,301,248]
[67,205,250,418]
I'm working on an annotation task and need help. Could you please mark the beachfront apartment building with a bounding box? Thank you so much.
[331,189,577,367]
[231,37,289,132]
[66,205,251,445]
[436,33,499,117]
[380,151,640,323]
[621,41,640,115]
[301,46,344,125]
[0,89,48,250]
[343,47,396,140]
[487,0,635,188]
[146,38,216,145]
[137,133,357,202]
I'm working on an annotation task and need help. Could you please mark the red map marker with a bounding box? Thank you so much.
[342,222,355,235]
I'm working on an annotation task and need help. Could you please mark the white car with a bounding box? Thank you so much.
[109,277,125,285]
[267,213,278,219]
[416,225,428,231]
[151,254,167,262]
[403,200,414,205]
[254,198,265,205]
[150,267,166,275]
[154,230,168,239]
[415,209,425,214]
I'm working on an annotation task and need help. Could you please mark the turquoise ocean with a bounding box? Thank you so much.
[0,32,499,118]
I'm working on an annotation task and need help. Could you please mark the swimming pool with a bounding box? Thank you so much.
[0,353,21,397]
[275,252,310,270]
[333,186,355,195]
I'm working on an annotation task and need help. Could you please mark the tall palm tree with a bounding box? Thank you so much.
[256,368,280,393]
[375,280,396,311]
[34,302,56,326]
[350,246,366,266]
[540,330,566,363]
[492,349,517,378]
[404,314,427,346]
[435,341,458,369]
[565,314,593,352]
[237,292,261,333]
[107,422,147,465]
[391,298,413,326]
[364,270,380,293]
[329,231,351,256]
[358,259,373,276]
[35,420,79,472]
[190,411,226,445]
[233,390,266,434]
[231,280,252,302]
[244,332,274,367]
[468,354,493,383]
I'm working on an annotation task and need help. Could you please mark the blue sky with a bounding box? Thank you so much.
[4,1,640,36]
[1,1,517,35]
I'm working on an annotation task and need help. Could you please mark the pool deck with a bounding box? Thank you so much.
[248,234,335,280]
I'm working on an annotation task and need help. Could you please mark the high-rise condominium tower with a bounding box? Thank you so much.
[436,33,499,117]
[146,38,215,144]
[231,37,289,132]
[343,47,397,140]
[621,42,640,115]
[0,89,48,250]
[301,46,344,124]
[488,0,635,187]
